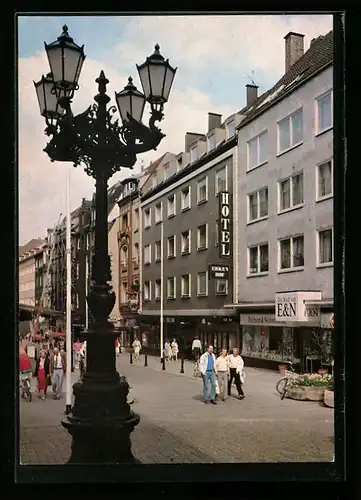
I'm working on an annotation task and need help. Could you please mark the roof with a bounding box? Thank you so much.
[140,153,167,187]
[237,30,333,128]
[19,238,46,257]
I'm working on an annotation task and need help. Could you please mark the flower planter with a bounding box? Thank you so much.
[324,389,334,408]
[318,368,328,376]
[286,385,326,401]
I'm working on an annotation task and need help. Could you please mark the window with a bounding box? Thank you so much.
[134,243,139,263]
[215,166,227,194]
[167,235,176,258]
[248,244,269,275]
[247,131,268,169]
[144,281,151,301]
[167,277,176,299]
[226,120,235,139]
[215,221,219,246]
[317,160,333,199]
[155,202,162,223]
[248,188,268,222]
[134,208,139,232]
[181,186,191,211]
[197,224,208,250]
[155,240,161,262]
[316,91,332,134]
[144,208,151,228]
[167,195,175,217]
[155,279,161,300]
[279,235,304,270]
[121,245,128,266]
[278,109,303,153]
[318,228,333,265]
[216,279,228,295]
[279,173,303,212]
[197,272,208,296]
[163,163,170,180]
[190,144,198,163]
[181,274,191,297]
[197,177,208,204]
[144,244,151,265]
[208,133,216,151]
[122,214,128,230]
[181,230,191,254]
[152,173,157,188]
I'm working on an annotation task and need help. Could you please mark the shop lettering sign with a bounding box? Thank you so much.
[276,293,297,319]
[209,264,230,280]
[275,291,322,325]
[219,191,232,259]
[304,307,320,318]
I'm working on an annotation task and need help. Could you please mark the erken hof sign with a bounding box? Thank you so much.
[275,291,322,326]
[209,264,230,280]
[219,191,232,259]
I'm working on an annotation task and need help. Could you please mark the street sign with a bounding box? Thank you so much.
[208,264,230,280]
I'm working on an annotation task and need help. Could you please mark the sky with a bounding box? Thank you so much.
[18,14,333,245]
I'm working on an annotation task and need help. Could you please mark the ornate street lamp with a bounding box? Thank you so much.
[34,25,177,464]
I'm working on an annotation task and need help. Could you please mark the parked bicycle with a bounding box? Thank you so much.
[276,362,297,400]
[20,372,32,402]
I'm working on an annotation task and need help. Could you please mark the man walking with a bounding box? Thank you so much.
[50,347,67,400]
[228,348,245,399]
[191,336,202,362]
[199,345,217,404]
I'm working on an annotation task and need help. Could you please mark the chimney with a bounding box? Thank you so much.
[246,84,258,106]
[284,32,305,73]
[208,113,222,133]
[185,132,205,152]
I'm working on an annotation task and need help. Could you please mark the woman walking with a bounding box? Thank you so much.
[34,349,50,400]
[171,339,179,361]
[215,348,230,401]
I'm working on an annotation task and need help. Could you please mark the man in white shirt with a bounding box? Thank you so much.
[191,336,202,361]
[199,345,217,404]
[228,348,245,399]
[50,347,67,400]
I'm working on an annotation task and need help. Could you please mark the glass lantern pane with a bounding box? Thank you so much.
[45,82,61,115]
[138,65,151,100]
[116,95,131,122]
[35,83,46,115]
[46,47,63,85]
[63,47,82,86]
[131,95,146,123]
[148,64,166,100]
[162,66,176,102]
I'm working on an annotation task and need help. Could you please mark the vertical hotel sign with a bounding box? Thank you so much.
[219,191,232,258]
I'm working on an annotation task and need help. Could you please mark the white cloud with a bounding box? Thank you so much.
[18,14,332,244]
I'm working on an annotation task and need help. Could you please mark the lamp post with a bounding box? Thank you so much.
[34,25,177,464]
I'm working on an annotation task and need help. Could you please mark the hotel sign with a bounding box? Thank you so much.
[209,264,230,280]
[219,191,232,259]
[275,291,322,325]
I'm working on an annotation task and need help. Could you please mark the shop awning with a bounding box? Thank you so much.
[303,299,333,307]
[224,302,274,310]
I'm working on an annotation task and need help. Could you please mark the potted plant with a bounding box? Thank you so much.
[287,373,332,401]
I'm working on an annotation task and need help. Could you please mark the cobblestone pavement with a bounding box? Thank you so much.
[20,355,334,464]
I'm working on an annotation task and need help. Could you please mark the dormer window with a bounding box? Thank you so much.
[164,163,170,181]
[190,144,198,163]
[152,173,157,188]
[208,133,215,151]
[226,120,235,139]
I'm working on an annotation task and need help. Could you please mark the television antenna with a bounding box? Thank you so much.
[246,71,258,87]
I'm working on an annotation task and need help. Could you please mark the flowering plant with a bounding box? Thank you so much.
[289,373,333,387]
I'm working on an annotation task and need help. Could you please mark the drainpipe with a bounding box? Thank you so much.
[232,143,240,346]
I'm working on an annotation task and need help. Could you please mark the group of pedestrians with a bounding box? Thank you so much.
[164,339,179,361]
[199,345,245,405]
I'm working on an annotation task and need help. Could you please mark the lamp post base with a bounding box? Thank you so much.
[62,371,140,464]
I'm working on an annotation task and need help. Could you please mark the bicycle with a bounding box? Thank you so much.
[193,358,202,378]
[276,362,297,400]
[20,373,32,402]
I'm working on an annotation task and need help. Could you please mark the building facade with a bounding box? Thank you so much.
[234,31,334,371]
[140,113,242,358]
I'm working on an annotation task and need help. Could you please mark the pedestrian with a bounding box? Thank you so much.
[171,338,179,361]
[34,349,50,400]
[80,340,87,358]
[132,338,141,361]
[228,348,245,399]
[164,340,171,361]
[19,342,32,398]
[50,347,67,400]
[191,336,202,362]
[215,348,230,401]
[115,338,120,356]
[199,345,217,405]
[73,338,82,369]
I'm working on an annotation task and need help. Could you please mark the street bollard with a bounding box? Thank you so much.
[130,352,133,364]
[180,356,185,374]
[144,352,148,367]
[161,357,166,371]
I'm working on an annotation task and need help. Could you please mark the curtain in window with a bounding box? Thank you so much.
[249,247,258,273]
[259,189,268,217]
[319,162,332,197]
[260,245,269,272]
[292,173,304,205]
[279,118,290,151]
[292,111,303,144]
[320,230,332,263]
[319,93,332,131]
[249,193,258,219]
[293,236,304,267]
[280,239,291,268]
[280,179,291,210]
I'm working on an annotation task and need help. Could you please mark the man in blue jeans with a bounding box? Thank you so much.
[199,345,217,405]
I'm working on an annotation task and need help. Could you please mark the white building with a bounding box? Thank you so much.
[232,31,334,371]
